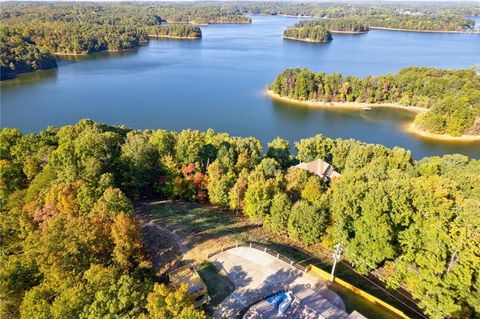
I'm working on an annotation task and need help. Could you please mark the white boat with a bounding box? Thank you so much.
[363,107,372,111]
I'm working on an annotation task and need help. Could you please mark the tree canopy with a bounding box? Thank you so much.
[0,2,251,78]
[1,120,479,318]
[148,24,202,39]
[283,25,332,43]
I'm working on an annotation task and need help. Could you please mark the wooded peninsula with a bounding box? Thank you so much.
[147,25,202,39]
[0,2,250,79]
[1,119,479,319]
[269,67,480,138]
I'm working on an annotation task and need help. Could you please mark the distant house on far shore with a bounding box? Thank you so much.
[295,159,341,181]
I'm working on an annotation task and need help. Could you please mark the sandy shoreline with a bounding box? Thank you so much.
[148,35,201,40]
[265,89,425,113]
[369,27,480,34]
[265,90,480,142]
[405,123,480,142]
[53,46,141,56]
[283,36,330,43]
[330,30,368,34]
[53,52,87,56]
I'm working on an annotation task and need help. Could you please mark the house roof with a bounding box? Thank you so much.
[295,159,341,180]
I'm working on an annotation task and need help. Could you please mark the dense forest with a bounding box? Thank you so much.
[292,19,370,33]
[236,1,478,31]
[283,11,474,42]
[0,28,57,80]
[283,25,332,42]
[237,1,480,18]
[1,119,479,318]
[270,67,480,137]
[148,24,202,39]
[1,2,478,79]
[294,14,476,32]
[0,2,250,78]
[365,13,475,32]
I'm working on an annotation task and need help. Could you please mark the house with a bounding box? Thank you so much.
[295,159,341,181]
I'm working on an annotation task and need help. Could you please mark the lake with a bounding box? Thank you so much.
[1,15,479,159]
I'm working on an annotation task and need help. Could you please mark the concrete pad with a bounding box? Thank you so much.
[210,247,352,318]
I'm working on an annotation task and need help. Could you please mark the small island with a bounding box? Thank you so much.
[268,67,480,139]
[148,24,202,39]
[283,25,332,43]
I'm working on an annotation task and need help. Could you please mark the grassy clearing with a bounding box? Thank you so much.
[332,284,399,319]
[197,261,235,314]
[143,200,419,319]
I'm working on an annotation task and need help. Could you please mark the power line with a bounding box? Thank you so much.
[320,245,423,308]
[338,260,427,319]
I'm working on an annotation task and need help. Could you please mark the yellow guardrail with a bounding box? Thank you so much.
[307,265,410,319]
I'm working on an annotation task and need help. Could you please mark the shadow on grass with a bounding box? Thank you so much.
[141,201,260,246]
[197,261,235,314]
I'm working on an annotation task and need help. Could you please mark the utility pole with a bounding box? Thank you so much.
[330,243,343,283]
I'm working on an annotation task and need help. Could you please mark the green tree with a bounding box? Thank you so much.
[266,137,291,169]
[264,192,292,234]
[287,200,326,245]
[120,131,158,197]
[207,161,236,207]
[141,283,206,319]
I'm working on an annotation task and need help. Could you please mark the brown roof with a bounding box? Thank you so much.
[295,159,341,180]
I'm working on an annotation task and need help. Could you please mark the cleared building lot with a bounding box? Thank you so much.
[210,246,366,319]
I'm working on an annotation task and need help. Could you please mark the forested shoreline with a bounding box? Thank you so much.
[0,2,250,78]
[238,2,478,32]
[293,19,370,33]
[0,28,57,80]
[1,2,478,79]
[1,119,479,318]
[283,25,332,42]
[283,13,478,42]
[270,67,480,137]
[147,24,202,39]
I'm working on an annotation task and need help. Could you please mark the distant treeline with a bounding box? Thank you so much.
[243,1,477,32]
[289,15,474,33]
[148,24,202,39]
[235,1,479,28]
[0,2,250,78]
[293,19,370,33]
[1,119,479,318]
[285,14,477,41]
[365,14,475,32]
[270,67,480,137]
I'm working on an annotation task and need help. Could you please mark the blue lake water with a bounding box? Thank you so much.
[1,15,479,159]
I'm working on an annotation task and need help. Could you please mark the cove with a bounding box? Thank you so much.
[1,15,479,159]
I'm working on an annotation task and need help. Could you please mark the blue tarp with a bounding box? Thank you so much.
[266,292,288,310]
[266,291,293,315]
